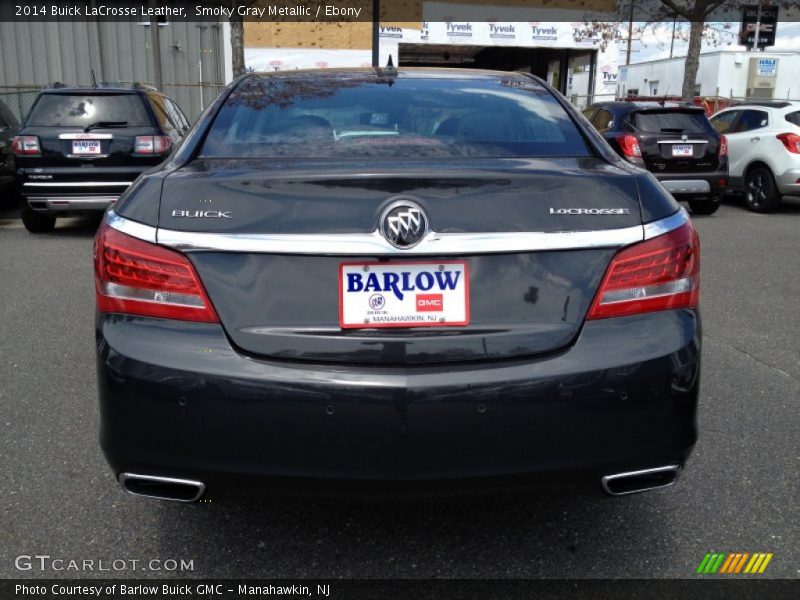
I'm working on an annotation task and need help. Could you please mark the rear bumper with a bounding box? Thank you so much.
[97,309,700,491]
[18,166,147,215]
[775,168,800,195]
[655,172,726,198]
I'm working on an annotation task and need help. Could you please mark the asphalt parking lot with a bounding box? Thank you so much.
[1,198,798,580]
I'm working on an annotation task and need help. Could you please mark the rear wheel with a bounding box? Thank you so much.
[744,166,781,213]
[688,196,721,215]
[20,207,56,233]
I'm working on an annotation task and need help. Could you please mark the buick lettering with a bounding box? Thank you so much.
[95,69,700,501]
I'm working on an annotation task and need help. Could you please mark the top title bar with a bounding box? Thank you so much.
[2,1,799,23]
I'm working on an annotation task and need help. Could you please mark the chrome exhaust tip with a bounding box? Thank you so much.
[601,465,681,496]
[119,473,205,503]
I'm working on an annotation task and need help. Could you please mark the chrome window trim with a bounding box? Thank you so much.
[58,133,114,140]
[105,209,688,256]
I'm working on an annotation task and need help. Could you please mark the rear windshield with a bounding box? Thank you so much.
[633,111,711,134]
[201,75,590,159]
[26,94,151,127]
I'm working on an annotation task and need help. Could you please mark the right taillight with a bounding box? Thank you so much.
[12,135,41,155]
[617,134,642,158]
[776,132,800,154]
[587,221,699,320]
[94,221,218,323]
[134,135,171,155]
[718,134,728,157]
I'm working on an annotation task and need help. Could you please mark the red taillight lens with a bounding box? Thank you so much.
[134,135,171,155]
[94,222,218,323]
[718,134,728,157]
[12,135,41,155]
[587,221,699,320]
[617,134,641,158]
[776,132,800,154]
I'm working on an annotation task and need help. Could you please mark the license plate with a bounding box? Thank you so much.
[672,144,693,157]
[72,140,101,155]
[339,261,470,329]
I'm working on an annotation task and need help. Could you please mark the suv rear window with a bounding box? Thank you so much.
[632,111,711,134]
[201,76,590,159]
[786,111,800,127]
[26,94,152,127]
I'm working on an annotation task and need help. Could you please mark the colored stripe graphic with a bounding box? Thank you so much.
[697,552,772,575]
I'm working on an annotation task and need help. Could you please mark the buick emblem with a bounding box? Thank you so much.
[380,200,429,249]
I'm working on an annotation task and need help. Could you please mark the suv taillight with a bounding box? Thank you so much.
[776,132,800,154]
[718,134,728,157]
[94,222,218,323]
[11,135,41,155]
[587,221,699,320]
[617,134,642,158]
[134,135,171,155]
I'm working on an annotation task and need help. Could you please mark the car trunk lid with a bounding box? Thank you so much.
[158,158,644,365]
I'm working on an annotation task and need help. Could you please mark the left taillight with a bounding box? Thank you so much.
[12,135,41,155]
[94,221,218,323]
[587,220,699,320]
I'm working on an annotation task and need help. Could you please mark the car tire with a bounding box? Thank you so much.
[744,166,781,213]
[688,196,721,215]
[20,207,56,233]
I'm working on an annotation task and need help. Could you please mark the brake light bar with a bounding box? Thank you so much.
[94,221,218,323]
[587,221,699,320]
[776,132,800,154]
[617,134,642,158]
[12,135,41,155]
[134,135,171,155]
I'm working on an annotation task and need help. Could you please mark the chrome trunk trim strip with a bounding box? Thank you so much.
[105,209,689,256]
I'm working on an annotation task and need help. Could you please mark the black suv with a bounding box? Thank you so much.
[0,98,20,206]
[583,102,728,215]
[13,85,190,233]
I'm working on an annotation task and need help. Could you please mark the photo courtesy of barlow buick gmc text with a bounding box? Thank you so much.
[0,2,798,599]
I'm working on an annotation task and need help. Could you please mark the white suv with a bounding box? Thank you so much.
[710,101,800,212]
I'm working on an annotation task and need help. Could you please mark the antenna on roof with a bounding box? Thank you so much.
[386,55,394,69]
[376,54,397,86]
[91,69,97,88]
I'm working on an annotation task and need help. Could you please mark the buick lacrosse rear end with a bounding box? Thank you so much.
[95,69,700,502]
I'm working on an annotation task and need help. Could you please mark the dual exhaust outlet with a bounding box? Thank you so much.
[601,465,681,496]
[119,465,681,502]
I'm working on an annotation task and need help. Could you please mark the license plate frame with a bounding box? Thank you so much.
[338,260,470,329]
[71,140,102,155]
[671,144,693,157]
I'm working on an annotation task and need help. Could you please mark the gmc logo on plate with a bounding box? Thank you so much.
[416,294,443,312]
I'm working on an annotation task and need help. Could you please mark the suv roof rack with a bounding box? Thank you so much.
[733,100,794,108]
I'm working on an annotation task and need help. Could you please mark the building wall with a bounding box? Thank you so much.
[0,20,230,121]
[621,51,800,100]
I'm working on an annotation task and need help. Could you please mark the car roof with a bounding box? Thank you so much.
[589,101,698,111]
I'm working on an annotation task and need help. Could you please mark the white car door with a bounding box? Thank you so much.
[730,109,771,177]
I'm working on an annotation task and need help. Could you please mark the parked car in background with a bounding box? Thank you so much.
[583,102,728,215]
[709,101,800,213]
[13,84,190,233]
[0,98,20,207]
[96,69,700,502]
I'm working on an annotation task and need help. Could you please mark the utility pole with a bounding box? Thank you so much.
[625,0,634,66]
[148,0,163,91]
[372,0,380,67]
[670,16,677,58]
